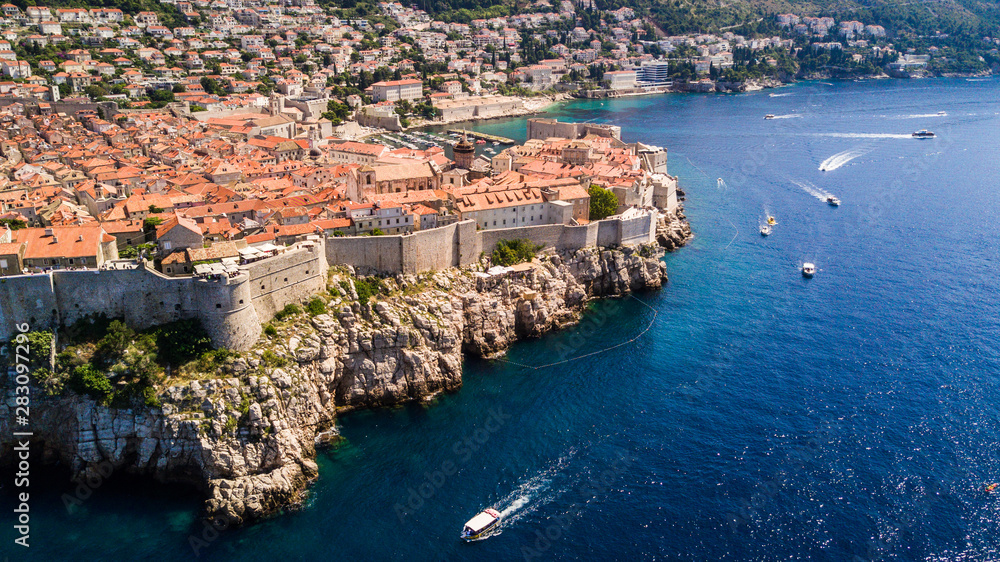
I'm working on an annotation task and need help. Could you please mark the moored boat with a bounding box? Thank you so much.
[461,508,501,541]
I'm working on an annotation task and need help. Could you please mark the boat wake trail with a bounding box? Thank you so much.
[790,178,835,202]
[819,146,872,171]
[812,133,912,139]
[492,451,576,533]
[897,113,946,119]
[769,92,792,97]
[771,114,802,119]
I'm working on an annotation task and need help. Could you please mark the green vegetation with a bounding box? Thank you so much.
[273,304,302,321]
[491,239,543,267]
[10,316,217,406]
[340,276,388,306]
[306,297,327,316]
[261,349,287,368]
[68,364,114,403]
[0,218,26,230]
[588,184,619,221]
[263,324,278,338]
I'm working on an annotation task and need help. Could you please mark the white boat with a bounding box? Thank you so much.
[760,224,772,236]
[912,129,935,139]
[802,263,816,278]
[937,111,946,116]
[827,196,840,206]
[461,508,500,541]
[764,114,776,120]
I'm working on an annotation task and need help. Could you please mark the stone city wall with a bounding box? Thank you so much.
[0,265,261,350]
[325,213,655,275]
[246,239,328,322]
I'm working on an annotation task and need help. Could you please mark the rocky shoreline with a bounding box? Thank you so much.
[0,221,691,526]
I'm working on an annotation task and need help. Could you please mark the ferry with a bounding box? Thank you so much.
[802,263,816,278]
[912,129,935,139]
[827,196,841,206]
[764,114,776,120]
[461,508,501,541]
[760,224,772,236]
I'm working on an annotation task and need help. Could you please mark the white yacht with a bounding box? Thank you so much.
[760,224,772,236]
[802,263,816,278]
[827,196,841,206]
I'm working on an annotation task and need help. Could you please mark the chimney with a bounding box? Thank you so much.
[44,227,53,237]
[78,234,84,242]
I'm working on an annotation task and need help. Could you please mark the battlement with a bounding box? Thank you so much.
[0,238,329,350]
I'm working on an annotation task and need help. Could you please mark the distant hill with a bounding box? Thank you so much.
[630,0,1000,38]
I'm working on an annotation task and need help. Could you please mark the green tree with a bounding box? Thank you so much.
[68,364,113,403]
[588,184,618,220]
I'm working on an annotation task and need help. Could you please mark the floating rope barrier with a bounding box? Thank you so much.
[491,294,659,371]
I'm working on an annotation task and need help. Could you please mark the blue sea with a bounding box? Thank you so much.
[5,78,1000,560]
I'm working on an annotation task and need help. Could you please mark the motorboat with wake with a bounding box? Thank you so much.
[802,263,816,278]
[827,196,841,206]
[764,114,776,120]
[912,129,935,139]
[760,224,772,236]
[461,508,501,541]
[767,216,777,226]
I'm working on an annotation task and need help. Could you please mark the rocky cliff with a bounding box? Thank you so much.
[0,244,670,525]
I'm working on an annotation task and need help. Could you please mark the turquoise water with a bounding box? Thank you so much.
[5,78,1000,560]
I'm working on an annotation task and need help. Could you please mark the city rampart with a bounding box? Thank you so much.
[0,264,262,350]
[324,213,656,275]
[246,238,327,322]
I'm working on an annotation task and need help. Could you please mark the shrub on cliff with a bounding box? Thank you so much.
[154,320,212,366]
[492,239,543,267]
[68,364,114,403]
[588,184,619,221]
[353,277,388,305]
[306,297,326,316]
[273,304,302,321]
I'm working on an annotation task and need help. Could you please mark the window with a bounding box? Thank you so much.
[493,221,496,226]
[163,241,172,250]
[0,259,7,269]
[503,220,506,225]
[216,303,222,309]
[69,258,74,264]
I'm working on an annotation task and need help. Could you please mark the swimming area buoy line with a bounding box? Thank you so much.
[492,294,659,371]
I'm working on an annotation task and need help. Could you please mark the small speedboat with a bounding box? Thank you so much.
[461,508,500,541]
[987,483,998,492]
[802,263,816,278]
[936,111,946,116]
[912,129,935,139]
[764,114,775,120]
[827,196,840,206]
[760,224,772,236]
[767,216,777,225]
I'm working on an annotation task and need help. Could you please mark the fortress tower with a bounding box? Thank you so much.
[453,131,475,170]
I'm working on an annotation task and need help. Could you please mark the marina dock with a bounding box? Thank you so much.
[446,129,515,144]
